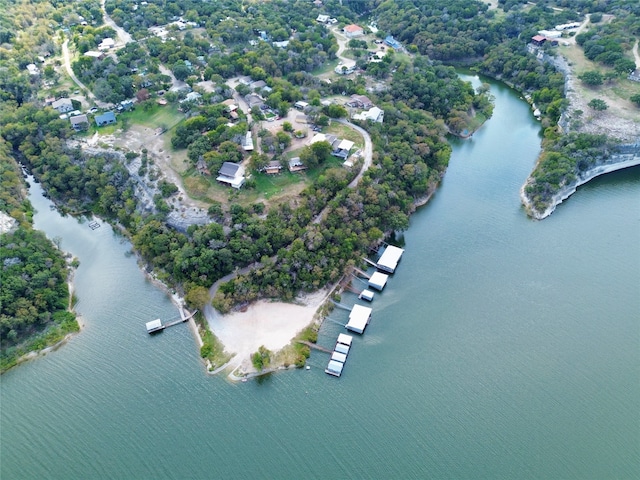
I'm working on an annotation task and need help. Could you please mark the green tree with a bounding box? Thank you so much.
[588,98,608,111]
[630,94,640,107]
[579,70,603,86]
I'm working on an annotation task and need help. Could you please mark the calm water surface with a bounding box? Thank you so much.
[2,77,639,479]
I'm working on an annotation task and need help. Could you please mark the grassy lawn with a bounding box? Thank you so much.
[120,104,184,130]
[326,123,364,147]
[311,58,341,76]
[251,170,309,198]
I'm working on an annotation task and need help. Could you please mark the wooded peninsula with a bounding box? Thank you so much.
[1,0,638,371]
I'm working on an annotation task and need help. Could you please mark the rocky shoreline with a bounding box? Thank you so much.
[521,146,640,219]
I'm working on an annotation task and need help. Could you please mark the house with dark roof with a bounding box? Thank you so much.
[348,94,373,109]
[95,111,117,127]
[216,162,245,189]
[629,69,640,83]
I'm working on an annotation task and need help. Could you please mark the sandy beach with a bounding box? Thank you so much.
[204,289,329,374]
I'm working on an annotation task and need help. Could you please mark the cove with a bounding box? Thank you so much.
[1,75,639,479]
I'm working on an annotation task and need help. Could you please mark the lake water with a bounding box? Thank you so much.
[2,77,639,479]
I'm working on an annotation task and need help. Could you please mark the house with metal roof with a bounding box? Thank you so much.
[216,162,245,189]
[52,98,73,113]
[70,114,89,131]
[368,272,389,291]
[95,111,117,127]
[346,304,372,334]
[376,245,404,273]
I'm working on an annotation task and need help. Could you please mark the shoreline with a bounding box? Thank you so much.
[521,152,640,220]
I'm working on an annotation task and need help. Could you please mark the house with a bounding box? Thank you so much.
[628,69,640,83]
[245,94,264,109]
[118,99,134,111]
[216,162,245,189]
[313,0,323,7]
[334,63,356,75]
[249,80,267,91]
[289,157,307,173]
[531,35,546,46]
[344,24,364,38]
[353,106,384,123]
[273,40,289,48]
[69,114,89,131]
[348,94,373,109]
[316,14,329,23]
[332,139,354,159]
[294,101,309,110]
[95,111,117,127]
[84,51,104,60]
[26,64,39,75]
[181,91,202,103]
[51,98,73,113]
[384,36,402,50]
[98,38,115,50]
[196,158,210,175]
[242,131,254,151]
[263,160,282,175]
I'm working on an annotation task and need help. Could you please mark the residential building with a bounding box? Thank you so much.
[344,24,364,38]
[52,98,74,113]
[216,162,245,189]
[70,114,89,131]
[95,111,117,127]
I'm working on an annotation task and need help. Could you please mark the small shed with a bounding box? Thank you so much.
[337,333,353,346]
[377,245,404,273]
[531,35,546,46]
[325,360,344,377]
[294,100,309,110]
[359,289,375,301]
[346,304,372,334]
[331,351,347,363]
[368,272,389,291]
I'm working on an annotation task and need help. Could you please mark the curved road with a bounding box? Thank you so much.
[100,0,132,46]
[62,40,108,108]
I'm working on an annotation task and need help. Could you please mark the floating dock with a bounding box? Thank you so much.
[345,304,372,334]
[376,245,404,273]
[325,334,354,377]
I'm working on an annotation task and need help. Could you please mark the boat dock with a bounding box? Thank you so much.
[145,309,197,334]
[325,334,354,377]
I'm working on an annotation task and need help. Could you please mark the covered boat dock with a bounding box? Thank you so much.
[376,245,404,273]
[345,304,372,334]
[368,272,389,291]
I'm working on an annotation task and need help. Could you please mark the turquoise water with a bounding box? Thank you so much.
[2,77,639,479]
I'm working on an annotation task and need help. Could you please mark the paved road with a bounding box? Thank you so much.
[101,0,132,46]
[311,118,373,224]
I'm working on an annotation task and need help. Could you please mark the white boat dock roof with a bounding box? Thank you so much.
[337,333,353,346]
[377,245,404,273]
[359,289,375,301]
[346,304,372,334]
[331,351,347,363]
[325,360,344,377]
[368,272,389,291]
[334,343,350,355]
[145,318,163,333]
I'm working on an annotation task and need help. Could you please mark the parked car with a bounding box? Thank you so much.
[88,107,98,113]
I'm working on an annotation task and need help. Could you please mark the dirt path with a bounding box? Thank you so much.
[633,39,640,69]
[567,14,590,45]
